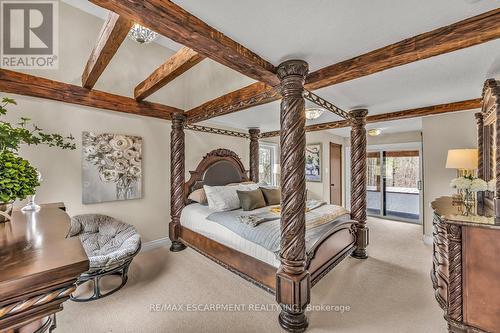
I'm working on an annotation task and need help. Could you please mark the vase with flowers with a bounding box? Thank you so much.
[0,97,75,222]
[450,176,488,216]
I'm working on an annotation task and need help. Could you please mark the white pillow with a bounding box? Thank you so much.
[204,185,240,211]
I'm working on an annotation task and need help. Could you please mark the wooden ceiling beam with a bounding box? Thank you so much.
[89,0,279,86]
[135,47,204,101]
[305,8,500,90]
[0,69,182,120]
[82,12,133,89]
[186,82,280,123]
[187,9,500,123]
[260,98,482,137]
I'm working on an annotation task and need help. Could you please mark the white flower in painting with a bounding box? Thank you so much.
[128,165,142,177]
[114,158,129,172]
[123,148,138,160]
[470,178,487,192]
[97,140,112,153]
[450,177,472,190]
[110,135,132,151]
[130,156,141,166]
[83,132,97,146]
[488,179,496,192]
[99,169,119,182]
[132,141,142,154]
[112,150,124,159]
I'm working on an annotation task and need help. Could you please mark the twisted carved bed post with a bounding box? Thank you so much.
[169,112,187,252]
[476,113,484,204]
[349,109,369,259]
[476,113,484,180]
[276,59,310,333]
[249,128,260,182]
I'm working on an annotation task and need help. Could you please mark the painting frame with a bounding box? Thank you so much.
[305,142,322,182]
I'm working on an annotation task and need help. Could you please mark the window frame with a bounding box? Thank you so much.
[259,142,278,186]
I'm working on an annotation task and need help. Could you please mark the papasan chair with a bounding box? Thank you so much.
[67,214,141,302]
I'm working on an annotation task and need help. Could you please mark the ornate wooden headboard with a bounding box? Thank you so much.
[478,79,500,209]
[184,149,249,200]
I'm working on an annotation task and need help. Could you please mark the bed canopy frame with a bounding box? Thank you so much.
[168,60,369,333]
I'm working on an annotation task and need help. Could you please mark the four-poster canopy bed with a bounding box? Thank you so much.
[168,60,369,332]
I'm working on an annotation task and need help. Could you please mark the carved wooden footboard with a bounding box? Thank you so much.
[178,218,356,294]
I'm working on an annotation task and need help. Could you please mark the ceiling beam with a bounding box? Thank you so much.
[82,12,133,89]
[135,47,204,101]
[186,82,280,123]
[306,8,500,90]
[0,69,181,120]
[89,0,279,86]
[260,98,482,137]
[187,9,500,123]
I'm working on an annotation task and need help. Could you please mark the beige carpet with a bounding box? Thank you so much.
[58,217,447,333]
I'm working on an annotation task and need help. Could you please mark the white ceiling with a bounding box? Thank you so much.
[173,0,500,71]
[62,0,183,52]
[202,40,499,133]
[64,1,500,137]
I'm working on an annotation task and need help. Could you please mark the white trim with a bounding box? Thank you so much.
[141,237,170,252]
[422,234,433,246]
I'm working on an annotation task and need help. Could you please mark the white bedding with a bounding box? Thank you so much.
[180,203,281,267]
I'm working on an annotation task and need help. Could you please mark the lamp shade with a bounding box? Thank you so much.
[445,149,478,170]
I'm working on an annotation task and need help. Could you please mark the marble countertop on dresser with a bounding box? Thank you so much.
[431,196,500,230]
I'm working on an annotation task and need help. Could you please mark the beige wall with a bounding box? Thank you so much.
[6,96,247,243]
[367,131,422,146]
[422,110,477,236]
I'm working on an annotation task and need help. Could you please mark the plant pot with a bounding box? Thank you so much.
[0,202,13,223]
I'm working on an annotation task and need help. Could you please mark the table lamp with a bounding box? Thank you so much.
[445,149,478,177]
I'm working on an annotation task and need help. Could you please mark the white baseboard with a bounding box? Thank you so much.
[422,234,433,246]
[141,237,171,252]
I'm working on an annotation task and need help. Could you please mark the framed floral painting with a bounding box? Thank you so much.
[82,132,142,204]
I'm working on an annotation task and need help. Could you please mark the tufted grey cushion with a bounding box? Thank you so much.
[69,214,141,269]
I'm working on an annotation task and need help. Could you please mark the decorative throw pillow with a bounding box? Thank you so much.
[204,185,241,211]
[260,187,281,206]
[237,189,266,211]
[188,188,208,204]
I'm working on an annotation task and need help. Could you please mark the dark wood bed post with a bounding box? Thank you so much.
[476,112,484,180]
[169,112,187,252]
[249,128,260,182]
[476,112,484,204]
[276,59,310,333]
[349,109,369,260]
[494,82,500,221]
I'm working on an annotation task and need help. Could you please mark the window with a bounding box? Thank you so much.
[259,143,278,186]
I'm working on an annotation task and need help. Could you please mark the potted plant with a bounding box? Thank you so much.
[0,97,76,222]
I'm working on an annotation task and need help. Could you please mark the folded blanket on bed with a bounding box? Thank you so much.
[238,212,279,227]
[206,202,351,257]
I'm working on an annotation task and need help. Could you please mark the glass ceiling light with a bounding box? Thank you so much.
[368,128,382,136]
[128,23,158,44]
[305,108,324,120]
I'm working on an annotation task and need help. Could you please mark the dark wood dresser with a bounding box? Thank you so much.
[0,204,89,332]
[431,196,500,333]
